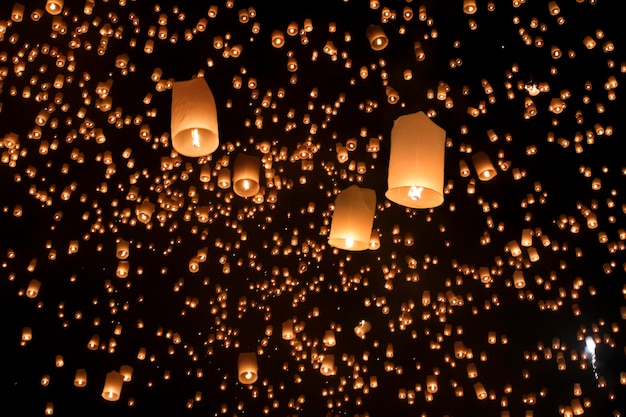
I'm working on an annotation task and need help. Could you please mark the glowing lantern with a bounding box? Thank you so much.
[513,271,526,288]
[26,279,41,298]
[328,185,376,251]
[101,371,124,401]
[282,320,295,340]
[323,330,336,347]
[11,3,25,22]
[366,25,388,51]
[354,320,371,338]
[171,77,219,157]
[136,200,155,224]
[237,352,258,384]
[74,369,87,387]
[22,327,32,342]
[46,0,63,15]
[320,355,335,376]
[233,154,260,197]
[474,382,487,400]
[116,239,130,259]
[463,0,477,14]
[472,151,497,181]
[119,365,133,382]
[426,375,438,393]
[386,111,445,208]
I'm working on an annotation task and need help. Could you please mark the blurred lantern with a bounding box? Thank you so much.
[119,365,134,382]
[320,355,335,376]
[101,371,124,401]
[366,25,388,51]
[354,320,372,338]
[386,111,445,208]
[233,154,260,197]
[323,330,336,347]
[282,320,295,340]
[237,352,258,384]
[136,200,155,224]
[46,0,63,15]
[472,151,497,181]
[26,279,41,298]
[463,0,477,14]
[171,77,219,157]
[116,239,130,259]
[328,185,376,251]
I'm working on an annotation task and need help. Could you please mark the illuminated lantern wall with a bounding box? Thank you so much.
[170,77,219,157]
[386,111,446,208]
[328,185,376,251]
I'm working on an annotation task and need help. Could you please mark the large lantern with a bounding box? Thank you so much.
[237,352,258,384]
[328,185,376,251]
[233,154,260,197]
[366,25,388,51]
[171,77,219,157]
[386,111,445,208]
[101,371,124,401]
[472,151,497,181]
[46,0,63,15]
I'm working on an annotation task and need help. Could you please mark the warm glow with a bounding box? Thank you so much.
[408,185,424,201]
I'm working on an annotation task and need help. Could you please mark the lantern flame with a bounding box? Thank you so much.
[191,128,200,148]
[408,185,424,201]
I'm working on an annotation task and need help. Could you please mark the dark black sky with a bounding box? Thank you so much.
[0,1,625,416]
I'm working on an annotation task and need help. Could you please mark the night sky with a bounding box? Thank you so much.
[1,0,625,416]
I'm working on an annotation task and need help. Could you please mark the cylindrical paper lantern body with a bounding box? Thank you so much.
[233,154,260,197]
[101,371,124,401]
[328,185,376,250]
[472,151,497,181]
[171,78,219,157]
[386,111,445,208]
[238,352,258,384]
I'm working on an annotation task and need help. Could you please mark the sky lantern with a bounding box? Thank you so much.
[237,352,259,384]
[46,0,63,15]
[102,371,124,401]
[233,154,260,197]
[170,77,219,157]
[328,185,376,251]
[386,111,446,208]
[366,25,388,51]
[472,151,497,181]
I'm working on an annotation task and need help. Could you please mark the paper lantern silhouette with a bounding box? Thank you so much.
[237,352,258,384]
[328,185,376,251]
[171,77,219,157]
[386,111,445,208]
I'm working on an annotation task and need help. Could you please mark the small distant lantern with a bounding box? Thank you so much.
[366,25,388,51]
[46,0,63,15]
[386,111,446,208]
[328,185,376,251]
[102,371,124,401]
[171,77,219,157]
[320,355,335,376]
[26,279,41,298]
[22,327,33,342]
[237,352,258,384]
[233,154,260,197]
[472,151,497,181]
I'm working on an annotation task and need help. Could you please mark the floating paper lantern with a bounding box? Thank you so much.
[366,25,388,51]
[282,320,295,340]
[472,151,497,181]
[26,279,41,298]
[237,352,258,384]
[386,111,445,208]
[171,77,219,157]
[328,185,376,251]
[46,0,63,15]
[102,371,124,401]
[233,154,260,197]
[74,369,87,387]
[354,320,371,338]
[320,355,335,376]
[463,0,477,14]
